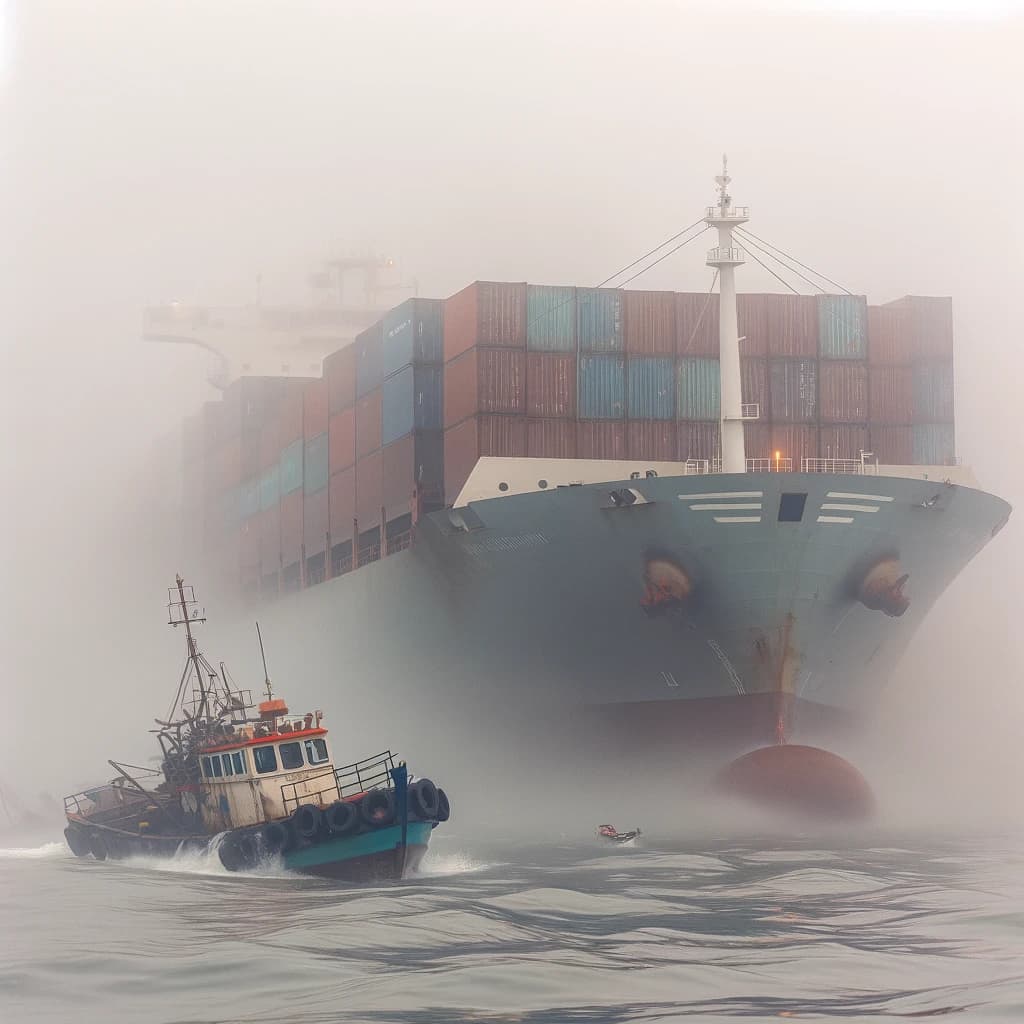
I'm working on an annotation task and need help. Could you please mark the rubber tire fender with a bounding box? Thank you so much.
[218,830,259,872]
[88,830,108,861]
[435,788,451,823]
[262,820,292,854]
[325,801,360,837]
[64,826,90,858]
[359,788,395,828]
[291,804,323,841]
[409,778,439,820]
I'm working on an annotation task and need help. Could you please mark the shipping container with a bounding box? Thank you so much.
[237,478,260,522]
[278,383,305,446]
[303,487,329,558]
[627,357,675,420]
[279,439,303,495]
[578,355,625,419]
[443,281,526,362]
[221,377,286,437]
[678,421,720,463]
[444,415,526,504]
[576,420,626,460]
[280,491,303,566]
[576,288,623,353]
[762,294,817,357]
[328,406,356,474]
[324,344,357,413]
[818,295,868,360]
[355,323,384,398]
[867,305,914,365]
[818,424,870,461]
[741,357,770,418]
[769,424,818,466]
[355,390,383,458]
[769,359,818,423]
[329,467,355,541]
[259,416,281,472]
[382,432,444,511]
[527,352,576,418]
[259,505,280,569]
[818,361,868,423]
[382,365,443,445]
[527,285,576,352]
[623,290,677,355]
[240,428,261,480]
[259,465,280,512]
[303,379,329,439]
[304,433,329,495]
[356,450,383,528]
[912,361,954,422]
[677,291,719,357]
[912,423,955,465]
[735,294,769,357]
[677,358,720,420]
[886,296,954,361]
[743,422,773,460]
[381,298,443,378]
[869,365,913,423]
[870,424,913,465]
[627,420,676,460]
[527,418,577,459]
[444,347,526,426]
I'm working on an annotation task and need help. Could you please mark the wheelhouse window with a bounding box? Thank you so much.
[211,755,223,778]
[304,738,330,765]
[231,751,245,775]
[201,756,213,778]
[221,753,234,777]
[279,742,303,771]
[253,745,278,774]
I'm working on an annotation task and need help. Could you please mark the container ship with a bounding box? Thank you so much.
[149,169,1010,791]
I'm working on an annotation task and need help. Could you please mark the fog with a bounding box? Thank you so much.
[2,1,1022,831]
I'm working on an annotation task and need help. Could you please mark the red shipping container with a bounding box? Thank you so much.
[868,305,914,365]
[743,294,817,358]
[741,358,769,416]
[869,365,913,423]
[276,382,305,447]
[328,407,356,473]
[444,348,526,427]
[819,424,870,461]
[325,344,357,413]
[576,421,626,460]
[303,379,329,439]
[329,467,355,542]
[444,415,526,504]
[527,418,577,459]
[819,362,869,423]
[678,421,720,463]
[443,281,527,362]
[769,424,818,466]
[280,491,303,566]
[303,487,329,557]
[885,296,954,361]
[623,290,677,355]
[736,295,770,357]
[527,352,576,418]
[259,505,280,569]
[355,390,382,459]
[677,291,720,356]
[355,450,383,528]
[743,422,773,460]
[870,424,913,465]
[627,420,677,460]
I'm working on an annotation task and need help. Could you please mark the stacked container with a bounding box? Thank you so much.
[815,294,868,463]
[325,342,357,575]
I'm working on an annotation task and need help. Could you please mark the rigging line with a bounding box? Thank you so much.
[736,231,823,294]
[735,226,853,295]
[616,226,710,288]
[741,244,801,295]
[681,270,719,353]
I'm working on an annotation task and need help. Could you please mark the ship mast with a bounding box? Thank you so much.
[704,156,750,474]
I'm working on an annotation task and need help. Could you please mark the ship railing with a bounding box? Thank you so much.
[705,205,750,220]
[63,785,158,828]
[747,457,793,473]
[801,457,880,476]
[280,768,343,817]
[388,530,413,553]
[335,750,397,798]
[682,459,711,475]
[332,554,353,577]
[358,543,380,566]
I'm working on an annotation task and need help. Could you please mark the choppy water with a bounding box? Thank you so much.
[2,830,1023,1023]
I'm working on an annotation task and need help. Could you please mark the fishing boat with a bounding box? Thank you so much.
[62,576,450,880]
[596,825,642,844]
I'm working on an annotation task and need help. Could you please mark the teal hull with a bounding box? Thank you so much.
[283,821,433,880]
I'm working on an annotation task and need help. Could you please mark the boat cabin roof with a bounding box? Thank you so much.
[201,726,327,755]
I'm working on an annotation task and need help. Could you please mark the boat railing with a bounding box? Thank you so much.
[63,785,158,829]
[279,768,342,817]
[747,457,793,473]
[335,750,397,798]
[388,530,413,553]
[802,455,879,475]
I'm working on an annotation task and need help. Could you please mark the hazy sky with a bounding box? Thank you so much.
[2,1,1022,800]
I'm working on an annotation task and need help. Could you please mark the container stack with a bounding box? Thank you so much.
[816,294,870,464]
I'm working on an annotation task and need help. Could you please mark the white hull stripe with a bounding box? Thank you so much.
[826,491,894,502]
[818,515,854,524]
[714,515,762,523]
[820,502,880,513]
[677,491,763,500]
[689,503,763,511]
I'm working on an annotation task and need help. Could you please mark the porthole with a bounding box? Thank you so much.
[538,479,548,489]
[498,482,509,492]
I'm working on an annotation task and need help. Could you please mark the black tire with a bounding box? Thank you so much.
[359,788,395,828]
[88,831,108,861]
[218,830,258,872]
[291,804,323,841]
[64,826,90,858]
[262,820,292,854]
[325,801,359,837]
[409,778,439,820]
[435,787,451,823]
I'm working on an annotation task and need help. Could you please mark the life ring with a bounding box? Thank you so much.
[291,804,323,841]
[64,825,90,858]
[88,830,109,861]
[262,821,292,854]
[409,778,439,820]
[435,787,451,823]
[218,830,258,872]
[359,788,395,828]
[325,801,359,837]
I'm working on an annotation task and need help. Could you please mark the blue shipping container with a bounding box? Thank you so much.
[381,299,443,378]
[912,423,955,465]
[356,323,384,398]
[677,358,721,420]
[578,355,625,419]
[818,295,868,359]
[238,478,260,520]
[259,465,280,512]
[382,365,443,446]
[527,284,576,352]
[304,433,329,495]
[911,361,954,422]
[627,357,675,420]
[280,439,303,495]
[577,289,623,352]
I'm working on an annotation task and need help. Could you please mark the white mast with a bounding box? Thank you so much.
[705,156,750,474]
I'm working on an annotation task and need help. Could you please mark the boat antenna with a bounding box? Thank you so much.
[256,622,273,701]
[171,574,211,721]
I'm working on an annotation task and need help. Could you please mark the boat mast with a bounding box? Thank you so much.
[173,574,210,721]
[705,155,749,474]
